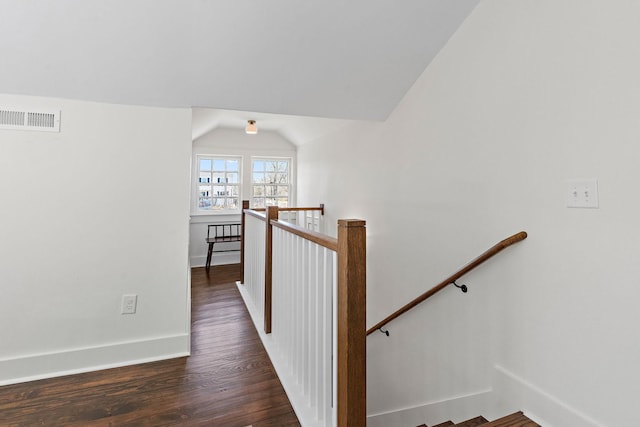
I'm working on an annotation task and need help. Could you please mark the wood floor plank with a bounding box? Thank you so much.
[0,264,300,426]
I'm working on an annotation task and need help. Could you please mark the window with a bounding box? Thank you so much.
[252,158,291,208]
[197,156,241,212]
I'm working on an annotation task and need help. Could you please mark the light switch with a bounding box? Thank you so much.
[567,179,598,208]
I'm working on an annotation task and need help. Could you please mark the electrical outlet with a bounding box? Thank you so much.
[121,294,137,315]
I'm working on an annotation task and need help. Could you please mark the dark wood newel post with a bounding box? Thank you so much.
[240,200,249,284]
[264,206,279,334]
[337,219,366,427]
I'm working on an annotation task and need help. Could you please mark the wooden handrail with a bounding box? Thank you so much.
[244,209,267,221]
[276,205,324,212]
[366,231,528,336]
[250,205,325,215]
[245,206,323,218]
[271,219,338,251]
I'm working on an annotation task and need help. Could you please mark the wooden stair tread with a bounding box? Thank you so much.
[481,411,540,427]
[421,411,539,427]
[454,415,489,426]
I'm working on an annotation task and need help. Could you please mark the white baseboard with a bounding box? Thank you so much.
[190,252,240,268]
[0,333,190,386]
[364,364,607,427]
[492,365,605,427]
[366,389,493,427]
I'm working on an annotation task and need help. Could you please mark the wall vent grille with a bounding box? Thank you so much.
[0,108,60,132]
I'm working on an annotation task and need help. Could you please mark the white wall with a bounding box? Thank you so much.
[190,127,296,267]
[0,94,192,384]
[298,1,640,425]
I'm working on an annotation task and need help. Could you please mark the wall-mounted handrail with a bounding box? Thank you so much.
[366,231,528,336]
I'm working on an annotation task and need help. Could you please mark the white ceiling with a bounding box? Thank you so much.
[1,1,480,145]
[0,0,479,123]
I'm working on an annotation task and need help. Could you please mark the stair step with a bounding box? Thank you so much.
[420,410,539,427]
[481,411,540,427]
[454,415,489,426]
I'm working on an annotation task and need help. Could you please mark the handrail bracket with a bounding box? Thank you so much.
[452,280,468,293]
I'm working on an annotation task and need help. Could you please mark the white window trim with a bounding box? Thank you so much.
[192,154,243,215]
[251,156,294,209]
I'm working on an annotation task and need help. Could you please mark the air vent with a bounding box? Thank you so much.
[0,108,60,132]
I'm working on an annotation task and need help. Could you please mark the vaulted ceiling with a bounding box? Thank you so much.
[0,0,479,125]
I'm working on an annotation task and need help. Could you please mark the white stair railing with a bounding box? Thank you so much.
[277,206,324,233]
[239,202,366,427]
[272,226,337,425]
[242,211,266,322]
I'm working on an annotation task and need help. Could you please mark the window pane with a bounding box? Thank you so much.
[266,186,277,196]
[227,198,239,209]
[253,186,264,196]
[213,198,225,209]
[227,172,238,183]
[252,197,265,208]
[230,186,240,196]
[213,159,225,171]
[277,185,288,196]
[253,172,265,183]
[278,161,289,172]
[199,159,212,171]
[199,198,212,209]
[265,161,277,172]
[277,198,288,208]
[213,185,225,196]
[199,185,211,196]
[265,173,277,184]
[275,173,288,183]
[198,172,211,183]
[253,160,264,172]
[226,160,238,171]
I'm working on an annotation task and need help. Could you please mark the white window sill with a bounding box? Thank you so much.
[190,211,242,223]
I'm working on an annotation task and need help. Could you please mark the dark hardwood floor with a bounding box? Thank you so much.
[0,264,300,427]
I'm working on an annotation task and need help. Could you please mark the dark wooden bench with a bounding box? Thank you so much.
[206,223,241,272]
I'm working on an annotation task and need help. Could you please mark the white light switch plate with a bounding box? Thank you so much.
[567,179,599,208]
